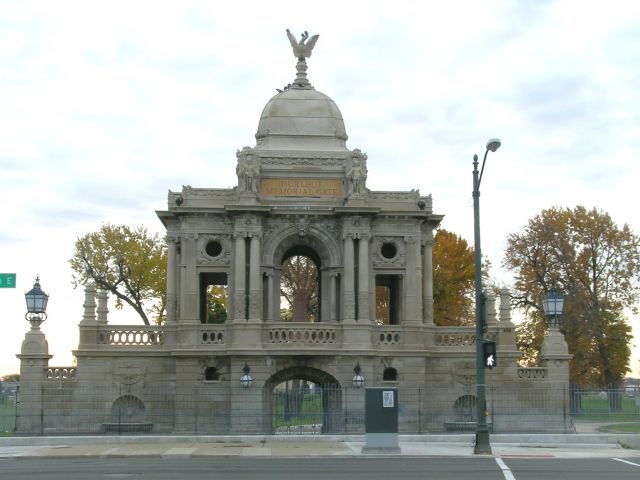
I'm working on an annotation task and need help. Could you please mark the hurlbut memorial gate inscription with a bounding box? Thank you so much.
[17,30,571,435]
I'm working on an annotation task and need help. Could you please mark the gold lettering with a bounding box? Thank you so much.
[260,178,343,198]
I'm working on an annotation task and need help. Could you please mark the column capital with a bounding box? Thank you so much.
[166,235,181,245]
[421,236,434,247]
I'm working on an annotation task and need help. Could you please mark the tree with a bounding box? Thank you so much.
[280,255,318,322]
[206,285,228,323]
[503,206,640,386]
[432,229,476,326]
[70,224,167,325]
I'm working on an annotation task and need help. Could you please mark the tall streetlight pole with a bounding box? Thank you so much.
[473,138,501,454]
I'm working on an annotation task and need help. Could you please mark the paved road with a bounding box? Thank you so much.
[1,457,640,480]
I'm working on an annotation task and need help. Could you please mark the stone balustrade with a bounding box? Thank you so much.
[376,328,402,346]
[81,323,511,351]
[517,367,548,379]
[97,327,164,346]
[45,367,77,379]
[435,328,499,347]
[435,328,476,347]
[199,325,225,345]
[265,323,339,345]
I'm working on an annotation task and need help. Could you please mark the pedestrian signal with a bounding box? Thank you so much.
[483,341,497,369]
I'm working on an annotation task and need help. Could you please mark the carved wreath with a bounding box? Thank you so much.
[373,237,405,267]
[199,235,231,265]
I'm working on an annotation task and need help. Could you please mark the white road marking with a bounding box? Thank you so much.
[495,457,517,480]
[612,458,640,467]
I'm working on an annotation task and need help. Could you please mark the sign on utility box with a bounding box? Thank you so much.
[0,273,16,288]
[362,387,400,453]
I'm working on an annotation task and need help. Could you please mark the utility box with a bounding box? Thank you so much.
[363,387,400,453]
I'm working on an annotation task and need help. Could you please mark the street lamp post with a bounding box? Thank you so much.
[473,138,501,454]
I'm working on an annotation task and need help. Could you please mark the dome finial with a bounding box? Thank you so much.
[286,29,319,89]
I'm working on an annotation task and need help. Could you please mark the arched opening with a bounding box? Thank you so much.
[104,395,152,432]
[264,366,342,434]
[279,246,321,322]
[453,395,477,422]
[110,395,146,423]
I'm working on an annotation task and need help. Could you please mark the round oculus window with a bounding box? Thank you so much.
[381,242,397,259]
[205,240,223,257]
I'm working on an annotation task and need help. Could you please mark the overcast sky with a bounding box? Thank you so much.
[1,0,639,377]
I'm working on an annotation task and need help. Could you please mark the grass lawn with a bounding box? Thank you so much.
[0,400,16,433]
[598,423,640,433]
[272,392,324,428]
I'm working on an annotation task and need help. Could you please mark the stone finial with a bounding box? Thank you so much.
[81,282,97,324]
[484,293,497,326]
[499,288,512,323]
[286,29,319,88]
[97,289,109,324]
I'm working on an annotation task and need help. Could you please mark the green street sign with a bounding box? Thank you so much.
[0,273,17,288]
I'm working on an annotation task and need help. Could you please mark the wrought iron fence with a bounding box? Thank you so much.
[4,383,640,435]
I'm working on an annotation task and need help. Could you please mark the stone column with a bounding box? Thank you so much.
[342,235,355,323]
[166,236,178,324]
[180,234,198,324]
[248,234,262,321]
[330,273,338,323]
[422,234,434,324]
[265,272,274,322]
[357,236,370,323]
[233,233,247,321]
[404,236,420,324]
[272,268,281,322]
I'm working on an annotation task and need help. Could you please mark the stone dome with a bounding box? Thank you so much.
[255,87,348,151]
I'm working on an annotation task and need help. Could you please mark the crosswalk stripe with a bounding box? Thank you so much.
[496,457,517,480]
[612,458,640,467]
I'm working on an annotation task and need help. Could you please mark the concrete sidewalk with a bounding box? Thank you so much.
[0,434,639,459]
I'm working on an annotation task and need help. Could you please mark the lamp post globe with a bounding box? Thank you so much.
[486,138,501,152]
[352,362,365,389]
[24,276,49,327]
[239,362,253,388]
[543,289,565,329]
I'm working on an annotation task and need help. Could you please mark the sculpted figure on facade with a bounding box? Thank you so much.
[348,149,368,196]
[236,147,260,193]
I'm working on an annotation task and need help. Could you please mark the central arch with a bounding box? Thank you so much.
[263,365,342,434]
[262,224,343,322]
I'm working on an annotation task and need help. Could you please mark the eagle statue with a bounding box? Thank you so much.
[286,29,320,60]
